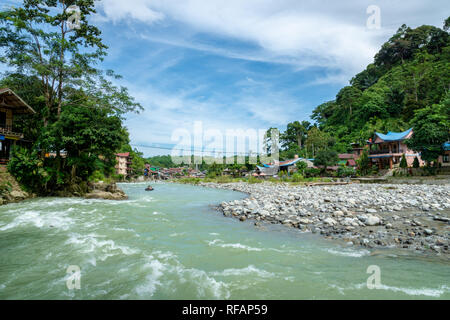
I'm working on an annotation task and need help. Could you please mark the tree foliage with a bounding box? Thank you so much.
[406,97,449,163]
[313,150,338,172]
[0,1,142,193]
[305,18,449,160]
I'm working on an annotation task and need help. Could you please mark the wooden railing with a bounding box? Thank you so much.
[0,125,23,138]
[369,149,405,155]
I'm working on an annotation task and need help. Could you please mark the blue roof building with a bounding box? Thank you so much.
[368,128,422,169]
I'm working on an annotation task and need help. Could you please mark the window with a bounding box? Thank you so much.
[444,155,449,163]
[0,112,6,128]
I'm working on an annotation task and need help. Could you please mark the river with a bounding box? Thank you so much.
[0,182,448,299]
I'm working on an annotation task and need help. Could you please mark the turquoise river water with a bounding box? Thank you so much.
[0,182,449,299]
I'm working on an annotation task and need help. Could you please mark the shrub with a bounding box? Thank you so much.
[7,146,50,193]
[313,150,339,171]
[89,170,106,182]
[296,161,307,173]
[413,157,420,168]
[248,176,263,184]
[357,149,370,175]
[400,154,408,169]
[304,168,321,178]
[291,172,304,182]
[206,171,217,179]
[0,182,12,196]
[337,166,356,177]
[215,176,234,184]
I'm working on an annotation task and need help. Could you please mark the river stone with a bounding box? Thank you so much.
[10,190,27,199]
[365,215,381,226]
[324,218,337,226]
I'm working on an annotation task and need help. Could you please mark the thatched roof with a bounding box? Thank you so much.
[0,88,36,114]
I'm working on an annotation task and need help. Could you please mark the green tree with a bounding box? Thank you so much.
[357,149,371,176]
[48,100,126,182]
[336,86,362,117]
[281,121,311,150]
[400,154,408,169]
[305,127,335,157]
[0,1,143,193]
[7,146,50,193]
[406,100,449,164]
[296,161,307,174]
[0,0,107,122]
[313,150,338,173]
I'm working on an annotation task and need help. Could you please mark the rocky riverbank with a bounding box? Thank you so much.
[0,167,35,205]
[201,182,450,257]
[85,182,128,200]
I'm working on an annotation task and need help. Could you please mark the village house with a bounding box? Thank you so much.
[338,153,358,168]
[115,152,132,177]
[438,142,450,167]
[368,128,424,169]
[0,88,36,164]
[254,155,313,177]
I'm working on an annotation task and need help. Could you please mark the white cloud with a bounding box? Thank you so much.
[93,0,448,156]
[99,0,164,24]
[121,81,305,156]
[97,0,447,83]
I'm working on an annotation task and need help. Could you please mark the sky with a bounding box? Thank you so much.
[2,0,449,157]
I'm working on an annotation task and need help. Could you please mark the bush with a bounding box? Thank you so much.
[291,172,304,182]
[337,166,356,177]
[248,176,263,184]
[413,157,420,168]
[215,176,234,184]
[313,150,339,171]
[178,177,201,184]
[89,170,106,182]
[304,168,321,178]
[7,146,49,193]
[0,182,12,196]
[296,161,307,172]
[206,171,217,179]
[357,149,370,175]
[400,154,408,169]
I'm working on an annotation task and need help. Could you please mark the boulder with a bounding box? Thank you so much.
[365,215,381,226]
[10,190,28,200]
[85,190,128,200]
[324,218,337,226]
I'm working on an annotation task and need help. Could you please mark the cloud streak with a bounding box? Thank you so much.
[97,0,447,80]
[92,0,448,156]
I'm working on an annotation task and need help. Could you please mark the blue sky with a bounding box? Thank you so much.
[3,0,449,157]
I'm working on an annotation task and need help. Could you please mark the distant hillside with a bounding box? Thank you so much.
[311,18,450,152]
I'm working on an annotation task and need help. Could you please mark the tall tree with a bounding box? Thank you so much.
[305,127,335,157]
[313,150,338,173]
[281,121,311,150]
[0,1,143,193]
[406,98,449,164]
[0,0,108,122]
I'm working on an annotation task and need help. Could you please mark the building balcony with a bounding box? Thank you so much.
[0,125,24,139]
[369,149,405,155]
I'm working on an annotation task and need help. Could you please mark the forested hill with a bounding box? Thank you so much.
[311,18,450,152]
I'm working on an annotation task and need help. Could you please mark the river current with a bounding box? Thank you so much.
[0,182,448,299]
